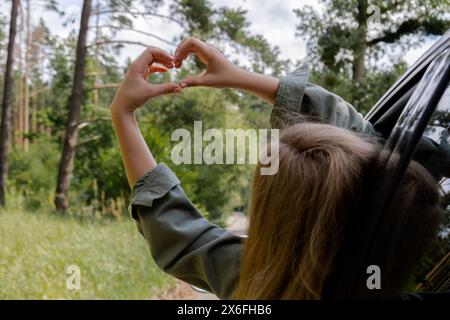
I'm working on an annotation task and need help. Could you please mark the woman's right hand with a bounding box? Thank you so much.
[174,37,243,89]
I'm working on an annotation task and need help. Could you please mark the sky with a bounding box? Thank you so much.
[0,0,436,69]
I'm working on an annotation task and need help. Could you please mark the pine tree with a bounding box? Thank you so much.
[55,0,93,212]
[0,0,20,206]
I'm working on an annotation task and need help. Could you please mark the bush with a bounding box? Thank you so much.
[8,137,60,210]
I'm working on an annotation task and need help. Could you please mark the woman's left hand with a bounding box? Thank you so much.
[111,47,182,114]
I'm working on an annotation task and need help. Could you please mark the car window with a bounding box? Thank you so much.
[385,48,450,177]
[424,82,450,291]
[424,81,450,199]
[424,83,450,145]
[366,30,450,124]
[426,82,450,238]
[378,48,450,293]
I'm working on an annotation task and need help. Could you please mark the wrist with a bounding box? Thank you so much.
[233,69,264,90]
[111,100,136,122]
[232,70,279,105]
[228,67,250,89]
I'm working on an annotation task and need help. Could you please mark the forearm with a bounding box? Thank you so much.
[111,103,156,187]
[231,69,280,105]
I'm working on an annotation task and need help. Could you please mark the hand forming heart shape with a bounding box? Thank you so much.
[172,37,240,89]
[111,37,242,113]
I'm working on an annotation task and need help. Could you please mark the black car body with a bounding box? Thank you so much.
[364,30,450,294]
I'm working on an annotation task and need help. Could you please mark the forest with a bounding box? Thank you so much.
[0,0,448,299]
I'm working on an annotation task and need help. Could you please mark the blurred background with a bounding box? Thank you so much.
[0,0,448,299]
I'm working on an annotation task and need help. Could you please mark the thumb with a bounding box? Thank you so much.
[180,74,212,87]
[149,82,182,97]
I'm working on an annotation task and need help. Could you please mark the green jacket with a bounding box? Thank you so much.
[129,64,379,299]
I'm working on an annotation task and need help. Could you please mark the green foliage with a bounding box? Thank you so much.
[295,0,450,75]
[8,137,60,210]
[44,35,76,134]
[309,61,408,114]
[176,0,215,35]
[294,0,450,110]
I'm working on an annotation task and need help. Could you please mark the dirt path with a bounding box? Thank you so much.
[151,212,247,300]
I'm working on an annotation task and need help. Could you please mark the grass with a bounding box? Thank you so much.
[0,209,174,299]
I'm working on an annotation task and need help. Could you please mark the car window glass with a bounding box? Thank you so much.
[425,83,450,248]
[379,49,450,293]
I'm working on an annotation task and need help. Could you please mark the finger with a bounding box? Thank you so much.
[179,74,211,88]
[174,56,188,68]
[149,47,175,64]
[174,37,190,60]
[133,47,174,70]
[133,48,155,70]
[149,82,182,97]
[174,37,210,66]
[144,64,168,79]
[175,38,197,63]
[174,58,184,69]
[149,65,169,74]
[175,49,196,68]
[153,58,174,69]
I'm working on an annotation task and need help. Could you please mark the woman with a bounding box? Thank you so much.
[110,39,442,299]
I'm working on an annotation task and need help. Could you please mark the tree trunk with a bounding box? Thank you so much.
[352,0,368,84]
[39,49,45,134]
[31,77,37,134]
[93,0,100,106]
[16,14,24,148]
[14,53,21,146]
[55,0,92,213]
[0,0,20,206]
[352,43,366,83]
[23,0,31,150]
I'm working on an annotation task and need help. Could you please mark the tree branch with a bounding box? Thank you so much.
[367,18,449,46]
[86,40,151,49]
[85,83,121,91]
[93,25,176,46]
[75,117,111,129]
[95,10,184,27]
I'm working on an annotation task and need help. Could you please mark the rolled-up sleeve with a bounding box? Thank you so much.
[271,63,379,136]
[129,163,243,300]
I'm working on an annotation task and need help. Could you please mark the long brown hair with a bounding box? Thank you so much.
[235,123,441,299]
